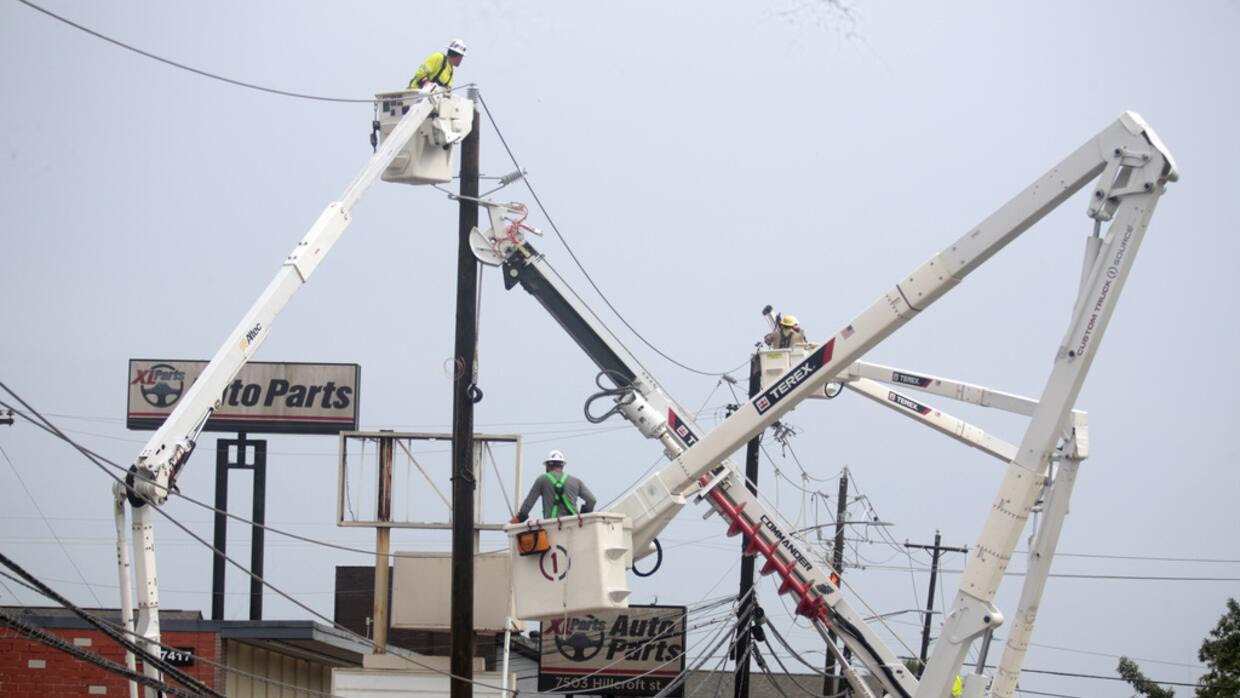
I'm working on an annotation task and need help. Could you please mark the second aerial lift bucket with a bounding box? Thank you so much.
[505,512,632,620]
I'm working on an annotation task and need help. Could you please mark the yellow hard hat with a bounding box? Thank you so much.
[781,314,799,327]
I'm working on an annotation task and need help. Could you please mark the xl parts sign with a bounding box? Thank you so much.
[127,359,359,434]
[539,605,686,697]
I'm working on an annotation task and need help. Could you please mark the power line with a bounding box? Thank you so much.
[29,418,631,453]
[0,384,522,693]
[0,568,351,697]
[3,562,724,696]
[2,382,770,694]
[1016,665,1201,689]
[1037,551,1240,565]
[0,443,104,606]
[16,0,373,103]
[0,607,198,697]
[0,399,609,562]
[858,564,1240,582]
[0,554,222,697]
[476,91,747,379]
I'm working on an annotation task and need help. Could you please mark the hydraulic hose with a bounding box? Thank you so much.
[632,537,663,578]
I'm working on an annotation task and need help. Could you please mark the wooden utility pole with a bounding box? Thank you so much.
[906,531,968,673]
[733,354,762,698]
[823,468,848,696]
[450,92,482,698]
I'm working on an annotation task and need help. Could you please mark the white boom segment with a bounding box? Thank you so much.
[918,116,1176,697]
[128,89,471,506]
[841,360,1045,417]
[116,87,473,697]
[498,111,1175,698]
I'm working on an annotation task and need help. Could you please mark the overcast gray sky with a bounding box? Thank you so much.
[2,1,1237,696]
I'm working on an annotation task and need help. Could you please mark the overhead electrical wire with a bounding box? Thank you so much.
[515,592,751,697]
[757,631,837,698]
[3,385,776,694]
[0,553,222,697]
[0,568,351,698]
[0,607,197,697]
[2,396,595,562]
[750,644,794,698]
[856,564,1240,583]
[8,5,1219,690]
[41,418,631,454]
[648,598,753,698]
[776,607,1157,698]
[16,0,374,103]
[2,399,441,561]
[0,387,523,694]
[1011,690,1088,698]
[476,91,748,379]
[0,443,104,606]
[0,575,20,603]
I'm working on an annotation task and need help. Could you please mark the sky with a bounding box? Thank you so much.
[1,1,1238,696]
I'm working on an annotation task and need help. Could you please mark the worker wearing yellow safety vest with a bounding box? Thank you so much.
[408,38,467,90]
[764,314,808,349]
[952,675,963,696]
[511,450,598,522]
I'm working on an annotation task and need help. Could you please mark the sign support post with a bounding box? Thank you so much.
[210,432,268,621]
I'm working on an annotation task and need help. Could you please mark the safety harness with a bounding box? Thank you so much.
[544,471,576,517]
[418,54,452,88]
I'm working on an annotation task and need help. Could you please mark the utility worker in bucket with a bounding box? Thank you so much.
[764,314,807,349]
[511,449,597,522]
[408,39,467,91]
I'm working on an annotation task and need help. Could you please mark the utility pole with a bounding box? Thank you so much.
[450,89,482,698]
[733,353,762,698]
[823,468,848,697]
[905,531,968,673]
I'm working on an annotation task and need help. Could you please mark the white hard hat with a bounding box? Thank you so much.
[544,449,566,466]
[447,38,468,56]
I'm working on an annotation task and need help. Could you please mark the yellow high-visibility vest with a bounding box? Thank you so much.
[408,52,454,89]
[951,675,963,696]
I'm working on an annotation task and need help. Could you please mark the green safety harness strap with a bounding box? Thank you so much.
[545,471,576,517]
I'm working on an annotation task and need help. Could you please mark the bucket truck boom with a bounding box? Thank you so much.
[116,87,473,695]
[485,111,1175,698]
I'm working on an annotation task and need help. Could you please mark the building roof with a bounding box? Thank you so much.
[2,606,374,667]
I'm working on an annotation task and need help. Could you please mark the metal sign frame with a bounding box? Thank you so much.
[335,430,522,530]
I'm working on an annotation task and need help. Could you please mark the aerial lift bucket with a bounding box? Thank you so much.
[505,512,632,620]
[374,89,474,185]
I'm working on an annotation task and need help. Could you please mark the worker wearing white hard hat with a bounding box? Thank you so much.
[407,38,467,91]
[511,449,598,522]
[764,313,807,349]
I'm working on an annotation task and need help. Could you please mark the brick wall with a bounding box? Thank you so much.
[0,627,219,697]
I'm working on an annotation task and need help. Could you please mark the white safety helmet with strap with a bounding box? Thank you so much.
[544,449,566,467]
[447,38,468,56]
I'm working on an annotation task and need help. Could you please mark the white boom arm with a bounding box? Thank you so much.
[115,88,471,697]
[628,110,1175,538]
[127,90,460,506]
[476,209,920,696]
[491,111,1174,698]
[649,112,1175,697]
